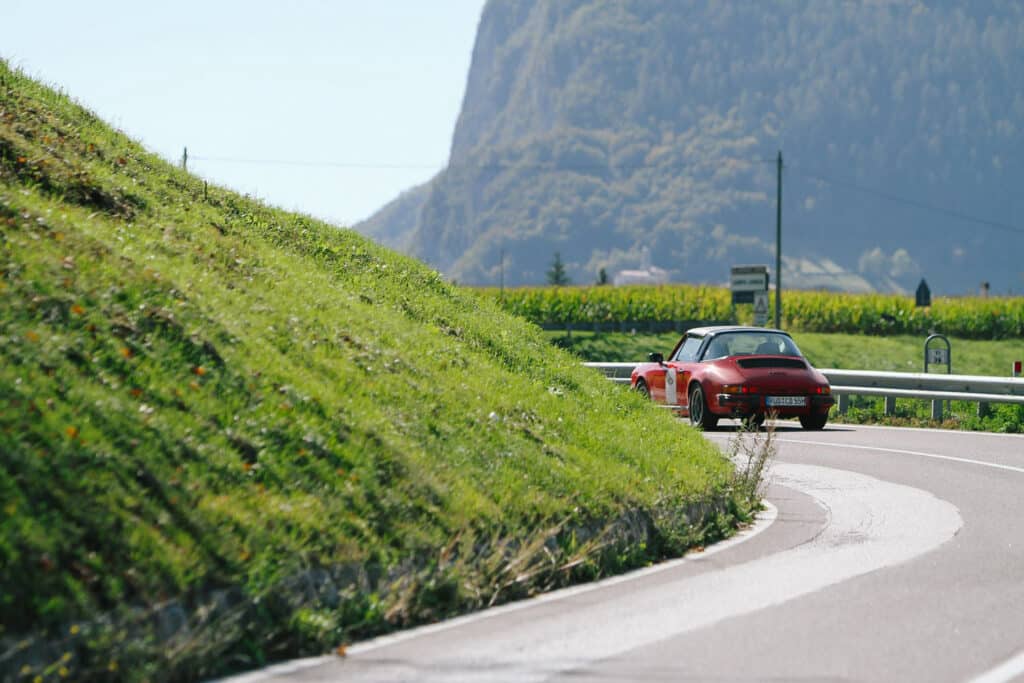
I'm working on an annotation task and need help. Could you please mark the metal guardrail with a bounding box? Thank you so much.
[582,362,1024,419]
[582,362,635,384]
[823,369,1024,419]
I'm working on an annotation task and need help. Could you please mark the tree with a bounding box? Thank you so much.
[596,267,609,285]
[546,252,570,286]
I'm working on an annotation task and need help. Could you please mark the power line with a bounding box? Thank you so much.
[791,165,1024,236]
[189,154,776,173]
[190,151,1017,236]
[191,156,442,170]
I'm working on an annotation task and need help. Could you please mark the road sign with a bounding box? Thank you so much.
[924,334,951,374]
[731,265,769,304]
[753,291,769,326]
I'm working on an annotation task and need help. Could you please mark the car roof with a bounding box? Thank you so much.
[686,325,791,337]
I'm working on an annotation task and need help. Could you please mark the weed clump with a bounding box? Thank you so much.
[728,418,777,507]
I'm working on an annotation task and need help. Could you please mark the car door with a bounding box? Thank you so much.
[647,362,671,403]
[669,335,703,408]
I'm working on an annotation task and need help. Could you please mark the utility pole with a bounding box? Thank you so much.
[775,150,783,329]
[499,247,505,299]
[181,146,188,171]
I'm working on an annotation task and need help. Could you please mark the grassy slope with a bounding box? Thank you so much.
[0,64,748,681]
[554,330,1024,430]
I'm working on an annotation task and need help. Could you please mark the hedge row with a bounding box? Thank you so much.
[477,285,1024,339]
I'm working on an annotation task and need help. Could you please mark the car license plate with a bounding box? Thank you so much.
[766,395,806,407]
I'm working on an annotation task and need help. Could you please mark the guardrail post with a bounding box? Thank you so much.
[884,396,896,416]
[931,399,943,421]
[978,401,989,418]
[838,393,849,415]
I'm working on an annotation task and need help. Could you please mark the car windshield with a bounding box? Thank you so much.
[702,332,803,360]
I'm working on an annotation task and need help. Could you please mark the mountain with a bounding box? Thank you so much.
[358,0,1024,295]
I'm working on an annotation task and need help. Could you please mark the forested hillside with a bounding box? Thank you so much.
[359,0,1024,295]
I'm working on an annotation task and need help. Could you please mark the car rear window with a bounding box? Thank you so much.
[703,331,804,359]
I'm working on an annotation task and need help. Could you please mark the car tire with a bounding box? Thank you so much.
[800,413,828,430]
[635,379,650,399]
[688,384,718,430]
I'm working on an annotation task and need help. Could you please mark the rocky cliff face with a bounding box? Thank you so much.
[358,0,1024,294]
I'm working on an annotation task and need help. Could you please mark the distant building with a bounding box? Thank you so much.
[613,266,669,286]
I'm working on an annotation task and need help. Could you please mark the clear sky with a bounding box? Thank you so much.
[2,0,487,226]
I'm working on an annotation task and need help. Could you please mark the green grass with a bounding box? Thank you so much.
[551,330,1024,432]
[0,62,752,681]
[484,284,1024,339]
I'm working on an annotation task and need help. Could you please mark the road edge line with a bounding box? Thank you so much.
[966,649,1024,683]
[214,502,779,681]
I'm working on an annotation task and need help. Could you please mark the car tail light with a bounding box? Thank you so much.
[816,385,831,395]
[723,384,758,394]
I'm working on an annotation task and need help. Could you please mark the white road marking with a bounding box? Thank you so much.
[777,438,1024,475]
[966,649,1024,683]
[346,501,777,656]
[216,500,780,682]
[712,423,1024,679]
[834,422,1024,440]
[241,464,961,682]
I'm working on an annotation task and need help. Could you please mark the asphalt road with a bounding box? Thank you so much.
[224,423,1024,683]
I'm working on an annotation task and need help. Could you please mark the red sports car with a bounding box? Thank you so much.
[631,326,834,430]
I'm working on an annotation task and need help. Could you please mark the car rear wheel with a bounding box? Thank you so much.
[635,379,650,399]
[800,413,828,430]
[688,384,718,430]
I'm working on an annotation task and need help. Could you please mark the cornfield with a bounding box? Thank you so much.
[478,285,733,329]
[477,285,1024,339]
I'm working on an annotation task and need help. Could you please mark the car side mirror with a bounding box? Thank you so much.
[649,352,664,364]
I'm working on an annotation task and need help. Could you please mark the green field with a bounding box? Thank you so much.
[553,330,1024,432]
[485,285,1024,339]
[0,62,756,681]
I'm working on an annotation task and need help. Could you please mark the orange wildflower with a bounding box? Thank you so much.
[119,347,133,359]
[70,304,85,316]
[192,365,206,376]
[65,426,78,439]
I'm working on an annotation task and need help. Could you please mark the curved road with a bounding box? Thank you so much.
[224,423,1024,683]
